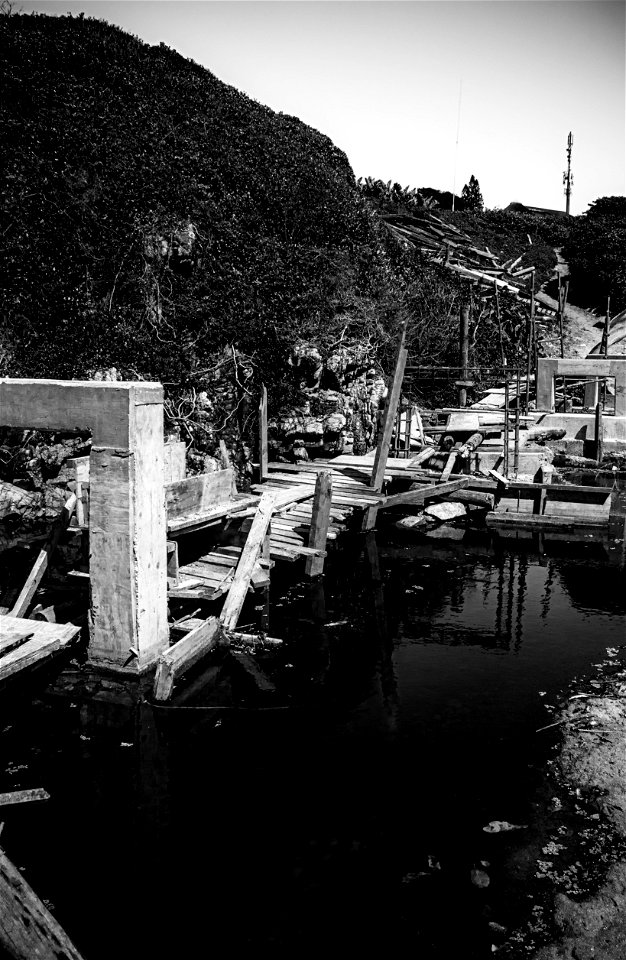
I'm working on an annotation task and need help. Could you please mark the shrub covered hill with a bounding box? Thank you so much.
[0,12,570,471]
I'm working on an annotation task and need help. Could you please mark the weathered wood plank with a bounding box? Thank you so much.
[259,384,268,481]
[440,450,458,482]
[381,477,469,511]
[370,334,408,491]
[0,617,80,684]
[153,617,222,701]
[167,494,259,533]
[220,494,275,632]
[8,494,76,619]
[163,440,187,483]
[305,471,332,576]
[0,788,49,808]
[0,845,85,960]
[486,513,607,530]
[165,470,234,520]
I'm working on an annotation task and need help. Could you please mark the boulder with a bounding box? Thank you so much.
[424,501,467,522]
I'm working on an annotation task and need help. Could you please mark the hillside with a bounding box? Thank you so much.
[0,12,582,471]
[0,13,391,389]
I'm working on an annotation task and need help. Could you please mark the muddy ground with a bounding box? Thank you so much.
[504,669,626,959]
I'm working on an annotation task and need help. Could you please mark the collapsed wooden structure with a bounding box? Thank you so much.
[1,337,625,701]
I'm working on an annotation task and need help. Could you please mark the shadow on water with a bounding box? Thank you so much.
[1,527,625,959]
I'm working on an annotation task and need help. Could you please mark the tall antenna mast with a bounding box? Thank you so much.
[563,131,574,215]
[452,80,462,212]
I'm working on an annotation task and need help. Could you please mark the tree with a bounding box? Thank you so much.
[562,197,626,312]
[585,196,626,220]
[461,175,484,211]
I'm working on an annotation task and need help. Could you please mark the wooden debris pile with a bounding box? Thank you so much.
[383,211,557,316]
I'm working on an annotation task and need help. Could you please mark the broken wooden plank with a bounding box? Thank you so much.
[228,649,277,693]
[220,493,275,632]
[0,845,85,960]
[165,470,234,520]
[486,513,607,531]
[305,471,332,577]
[0,617,81,684]
[8,494,77,619]
[381,477,469,510]
[370,332,408,491]
[0,788,50,808]
[488,468,509,488]
[167,494,259,533]
[408,447,436,468]
[153,616,222,701]
[259,384,268,482]
[440,450,458,482]
[0,631,34,658]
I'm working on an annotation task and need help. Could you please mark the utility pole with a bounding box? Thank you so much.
[563,132,574,215]
[452,80,462,212]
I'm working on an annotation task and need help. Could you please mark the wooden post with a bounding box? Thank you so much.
[503,362,510,478]
[595,402,604,464]
[220,492,275,632]
[558,275,565,358]
[513,373,520,478]
[415,406,426,447]
[459,300,470,407]
[259,384,268,482]
[305,471,333,577]
[0,845,85,959]
[0,380,169,672]
[370,327,408,492]
[403,404,411,458]
[602,297,610,357]
[494,279,505,366]
[153,617,222,701]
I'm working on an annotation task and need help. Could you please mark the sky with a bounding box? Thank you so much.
[16,0,626,214]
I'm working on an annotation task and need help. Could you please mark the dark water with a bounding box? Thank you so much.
[1,530,625,959]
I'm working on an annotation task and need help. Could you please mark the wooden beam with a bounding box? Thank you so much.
[305,471,333,577]
[220,493,275,632]
[0,846,86,960]
[408,447,436,468]
[486,513,607,531]
[440,449,458,482]
[595,402,604,463]
[0,788,49,808]
[165,470,234,520]
[370,328,408,492]
[153,617,222,701]
[8,494,76,619]
[381,477,469,510]
[259,384,268,482]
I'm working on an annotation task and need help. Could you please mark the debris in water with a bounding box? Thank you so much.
[483,820,528,833]
[471,867,490,887]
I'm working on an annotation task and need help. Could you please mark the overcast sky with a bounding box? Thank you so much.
[18,1,626,214]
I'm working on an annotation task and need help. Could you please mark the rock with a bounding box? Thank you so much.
[424,524,465,540]
[395,514,431,532]
[424,501,467,522]
[483,820,528,834]
[0,481,41,519]
[471,868,490,888]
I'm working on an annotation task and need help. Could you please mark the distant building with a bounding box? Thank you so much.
[505,202,569,217]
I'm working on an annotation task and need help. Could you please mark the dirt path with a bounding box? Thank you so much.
[540,251,605,359]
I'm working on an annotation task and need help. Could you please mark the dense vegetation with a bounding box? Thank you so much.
[562,197,626,314]
[1,11,622,468]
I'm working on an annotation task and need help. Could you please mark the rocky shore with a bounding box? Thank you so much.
[507,662,626,959]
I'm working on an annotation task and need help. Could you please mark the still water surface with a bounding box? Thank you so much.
[1,531,624,958]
